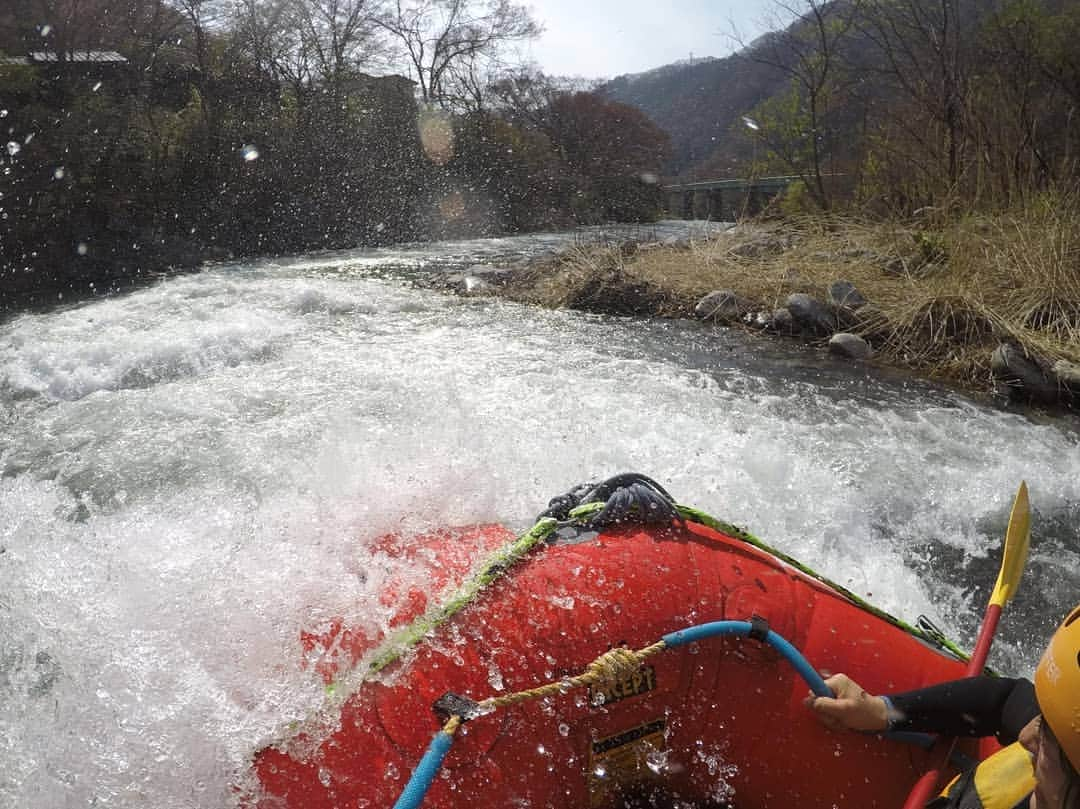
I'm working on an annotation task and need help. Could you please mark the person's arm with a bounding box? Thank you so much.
[807,674,1038,745]
[887,676,1038,744]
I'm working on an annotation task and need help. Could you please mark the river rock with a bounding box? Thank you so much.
[440,273,494,295]
[785,293,836,336]
[827,280,867,311]
[828,332,873,360]
[990,343,1061,402]
[464,264,514,285]
[695,289,755,323]
[770,307,797,335]
[1052,359,1080,394]
[729,235,791,258]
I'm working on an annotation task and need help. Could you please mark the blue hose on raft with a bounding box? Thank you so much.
[662,620,831,695]
[392,728,457,809]
[393,619,937,808]
[663,621,937,750]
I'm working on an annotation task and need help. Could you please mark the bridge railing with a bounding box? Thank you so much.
[660,175,800,193]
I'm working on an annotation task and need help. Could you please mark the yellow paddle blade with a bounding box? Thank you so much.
[991,481,1031,608]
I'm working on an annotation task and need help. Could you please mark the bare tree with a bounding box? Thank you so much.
[440,47,493,112]
[375,0,540,107]
[231,0,315,97]
[744,0,863,209]
[855,0,973,191]
[485,66,597,127]
[292,0,382,88]
[486,65,557,125]
[229,0,383,98]
[172,0,220,73]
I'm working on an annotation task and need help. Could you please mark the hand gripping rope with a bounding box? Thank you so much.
[393,618,931,809]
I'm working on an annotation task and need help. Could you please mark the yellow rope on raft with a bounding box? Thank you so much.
[473,639,668,715]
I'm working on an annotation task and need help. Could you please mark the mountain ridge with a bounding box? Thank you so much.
[598,44,787,180]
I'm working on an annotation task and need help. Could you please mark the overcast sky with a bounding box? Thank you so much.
[521,0,779,79]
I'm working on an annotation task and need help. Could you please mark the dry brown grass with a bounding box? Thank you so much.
[501,201,1080,391]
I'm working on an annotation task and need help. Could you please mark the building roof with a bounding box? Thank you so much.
[1,51,128,65]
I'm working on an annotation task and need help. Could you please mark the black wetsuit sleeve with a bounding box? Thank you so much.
[888,676,1038,745]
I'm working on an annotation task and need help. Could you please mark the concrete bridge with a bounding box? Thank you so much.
[662,176,798,220]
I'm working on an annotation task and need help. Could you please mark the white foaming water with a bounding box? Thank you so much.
[2,231,1079,808]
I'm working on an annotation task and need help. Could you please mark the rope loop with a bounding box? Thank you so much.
[584,647,645,687]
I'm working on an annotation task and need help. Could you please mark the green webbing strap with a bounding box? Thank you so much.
[320,501,969,703]
[675,505,971,663]
[361,517,559,678]
[566,500,968,662]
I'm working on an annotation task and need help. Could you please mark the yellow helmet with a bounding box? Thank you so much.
[1034,603,1080,771]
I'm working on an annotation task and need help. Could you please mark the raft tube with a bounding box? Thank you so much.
[249,502,990,809]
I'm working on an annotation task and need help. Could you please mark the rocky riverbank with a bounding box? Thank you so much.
[433,219,1080,411]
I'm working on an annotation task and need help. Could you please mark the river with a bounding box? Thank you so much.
[2,223,1078,808]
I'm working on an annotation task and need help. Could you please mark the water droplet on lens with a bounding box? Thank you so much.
[646,748,668,774]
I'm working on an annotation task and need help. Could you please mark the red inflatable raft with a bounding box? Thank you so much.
[248,476,993,809]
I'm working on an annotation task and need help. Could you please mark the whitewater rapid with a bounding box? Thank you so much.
[2,226,1078,808]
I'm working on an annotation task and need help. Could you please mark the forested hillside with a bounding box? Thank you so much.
[600,50,785,178]
[601,0,1080,214]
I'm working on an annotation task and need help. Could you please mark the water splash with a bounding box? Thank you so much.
[1,228,1077,809]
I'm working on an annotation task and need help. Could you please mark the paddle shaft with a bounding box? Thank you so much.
[899,604,1005,809]
[900,481,1030,809]
[967,604,1002,675]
